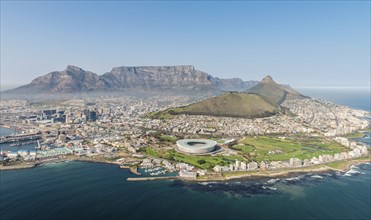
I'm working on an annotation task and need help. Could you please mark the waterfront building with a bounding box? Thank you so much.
[289,158,303,167]
[248,162,258,170]
[241,162,247,170]
[260,161,268,170]
[303,159,311,166]
[179,169,197,179]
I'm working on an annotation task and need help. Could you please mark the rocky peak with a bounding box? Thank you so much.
[65,65,85,73]
[261,75,275,84]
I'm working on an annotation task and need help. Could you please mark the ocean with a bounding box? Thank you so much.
[0,88,370,220]
[297,87,370,111]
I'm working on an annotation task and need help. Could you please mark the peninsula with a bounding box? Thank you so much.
[1,73,370,182]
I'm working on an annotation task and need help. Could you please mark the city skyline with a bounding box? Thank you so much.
[1,1,370,88]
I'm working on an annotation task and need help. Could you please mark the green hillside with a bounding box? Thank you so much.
[147,92,279,119]
[147,76,308,120]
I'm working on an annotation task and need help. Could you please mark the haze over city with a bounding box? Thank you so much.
[1,1,370,88]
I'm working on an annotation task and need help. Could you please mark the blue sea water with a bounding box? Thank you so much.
[0,127,17,136]
[0,161,370,220]
[0,89,370,220]
[297,87,370,111]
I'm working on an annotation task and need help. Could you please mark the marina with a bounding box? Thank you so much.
[9,140,39,147]
[0,133,42,144]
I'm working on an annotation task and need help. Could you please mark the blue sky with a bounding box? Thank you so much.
[1,1,370,88]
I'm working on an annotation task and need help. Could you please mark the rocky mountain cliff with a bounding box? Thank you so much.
[5,65,258,94]
[101,65,211,89]
[9,65,109,93]
[208,76,258,91]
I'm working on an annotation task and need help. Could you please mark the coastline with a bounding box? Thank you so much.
[0,163,36,170]
[0,124,13,129]
[1,155,370,182]
[187,157,371,182]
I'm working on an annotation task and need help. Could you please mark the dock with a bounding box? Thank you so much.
[127,176,178,182]
[129,166,141,175]
[0,133,42,144]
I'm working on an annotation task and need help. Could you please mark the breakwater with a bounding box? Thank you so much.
[127,176,178,181]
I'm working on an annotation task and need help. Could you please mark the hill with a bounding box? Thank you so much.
[245,75,308,105]
[147,75,308,119]
[147,92,279,119]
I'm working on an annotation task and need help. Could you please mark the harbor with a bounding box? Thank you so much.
[0,133,42,144]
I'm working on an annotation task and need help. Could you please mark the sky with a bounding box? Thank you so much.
[1,1,370,88]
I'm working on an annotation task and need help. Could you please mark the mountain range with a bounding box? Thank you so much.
[4,65,259,94]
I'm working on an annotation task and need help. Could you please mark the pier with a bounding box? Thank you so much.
[129,166,141,175]
[0,133,42,144]
[127,176,178,182]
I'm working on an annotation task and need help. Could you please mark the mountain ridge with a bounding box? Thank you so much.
[4,65,259,94]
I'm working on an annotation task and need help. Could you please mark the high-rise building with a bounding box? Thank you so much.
[89,111,97,121]
[42,109,57,117]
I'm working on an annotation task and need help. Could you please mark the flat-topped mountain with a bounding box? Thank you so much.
[245,75,308,105]
[148,75,308,119]
[101,65,211,89]
[4,65,258,95]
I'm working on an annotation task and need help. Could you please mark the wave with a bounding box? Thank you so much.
[310,175,323,179]
[343,169,364,176]
[284,177,301,182]
[266,178,280,184]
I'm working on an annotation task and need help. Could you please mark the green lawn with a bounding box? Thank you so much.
[144,147,244,170]
[159,135,177,143]
[345,132,365,139]
[326,156,371,170]
[169,151,245,170]
[232,144,255,153]
[239,136,349,162]
[145,147,161,157]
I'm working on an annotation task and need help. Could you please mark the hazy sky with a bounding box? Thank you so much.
[1,1,370,88]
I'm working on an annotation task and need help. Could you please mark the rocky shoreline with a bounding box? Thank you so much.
[181,157,371,182]
[1,156,370,184]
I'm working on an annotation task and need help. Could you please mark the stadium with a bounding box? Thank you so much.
[176,139,217,154]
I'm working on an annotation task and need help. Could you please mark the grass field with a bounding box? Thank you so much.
[345,132,366,139]
[232,144,255,153]
[145,147,245,170]
[237,136,349,162]
[145,134,352,170]
[326,156,371,170]
[159,135,177,143]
